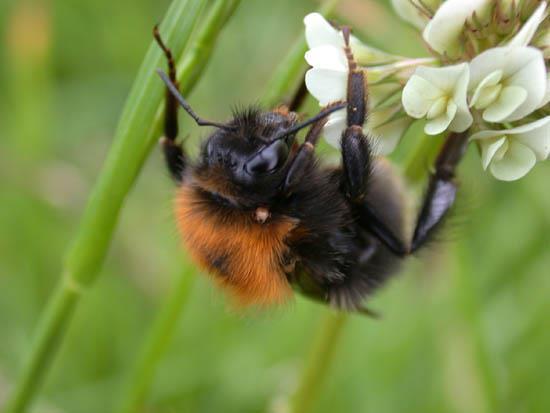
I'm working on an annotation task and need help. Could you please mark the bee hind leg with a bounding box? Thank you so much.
[411,131,469,252]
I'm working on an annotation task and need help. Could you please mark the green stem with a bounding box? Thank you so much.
[291,312,347,413]
[3,279,80,413]
[402,129,444,185]
[117,270,195,413]
[289,124,439,413]
[3,0,242,411]
[402,130,498,410]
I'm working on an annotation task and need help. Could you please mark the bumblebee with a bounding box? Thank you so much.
[153,26,468,313]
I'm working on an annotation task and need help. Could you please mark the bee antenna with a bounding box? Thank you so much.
[273,101,347,141]
[156,69,236,132]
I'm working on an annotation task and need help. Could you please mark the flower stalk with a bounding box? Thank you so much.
[290,311,347,413]
[3,1,241,411]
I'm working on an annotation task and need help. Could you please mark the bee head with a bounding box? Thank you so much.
[201,108,299,186]
[156,69,344,206]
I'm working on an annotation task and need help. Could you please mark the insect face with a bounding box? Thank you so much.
[201,110,297,188]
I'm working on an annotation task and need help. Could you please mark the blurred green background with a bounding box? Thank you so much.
[0,0,549,412]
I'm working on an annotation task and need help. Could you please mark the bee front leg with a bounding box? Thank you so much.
[154,26,188,183]
[282,118,325,195]
[282,102,345,195]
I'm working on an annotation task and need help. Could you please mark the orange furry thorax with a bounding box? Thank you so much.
[175,181,297,307]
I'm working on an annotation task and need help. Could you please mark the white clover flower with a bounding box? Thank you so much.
[471,117,550,181]
[302,4,550,184]
[402,63,473,135]
[508,1,548,47]
[422,0,491,58]
[469,46,547,122]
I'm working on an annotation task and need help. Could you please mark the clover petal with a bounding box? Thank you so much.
[304,12,343,49]
[322,107,410,156]
[469,46,547,122]
[540,75,550,108]
[426,100,457,135]
[480,136,507,170]
[324,107,410,154]
[402,75,442,118]
[508,1,548,47]
[323,110,347,148]
[370,116,412,155]
[470,70,503,108]
[471,117,550,180]
[482,86,528,122]
[305,68,347,105]
[402,63,472,135]
[368,107,413,155]
[489,141,536,181]
[509,117,550,160]
[305,45,348,71]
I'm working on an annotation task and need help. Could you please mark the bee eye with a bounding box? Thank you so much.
[244,139,289,175]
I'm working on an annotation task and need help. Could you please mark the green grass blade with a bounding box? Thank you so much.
[3,1,219,411]
[117,270,196,413]
[64,0,206,288]
[115,2,244,411]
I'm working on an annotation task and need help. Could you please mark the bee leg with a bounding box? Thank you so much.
[411,131,469,252]
[285,26,371,199]
[153,25,187,183]
[339,26,370,201]
[337,27,409,256]
[340,129,409,257]
[282,117,325,194]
